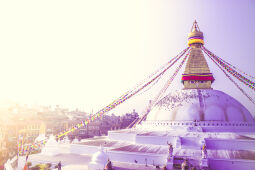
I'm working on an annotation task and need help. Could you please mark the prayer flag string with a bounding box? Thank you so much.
[202,47,255,90]
[18,47,190,155]
[202,47,255,105]
[205,49,255,80]
[137,48,191,125]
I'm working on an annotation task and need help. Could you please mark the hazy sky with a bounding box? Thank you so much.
[0,0,254,115]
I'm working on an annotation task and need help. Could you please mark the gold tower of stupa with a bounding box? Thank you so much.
[182,20,214,89]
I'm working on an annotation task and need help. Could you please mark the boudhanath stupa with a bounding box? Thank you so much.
[16,21,255,170]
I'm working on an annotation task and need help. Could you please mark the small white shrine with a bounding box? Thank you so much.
[41,135,60,156]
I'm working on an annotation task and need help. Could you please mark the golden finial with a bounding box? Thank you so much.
[191,20,200,32]
[188,20,204,47]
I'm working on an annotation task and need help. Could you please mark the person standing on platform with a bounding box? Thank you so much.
[58,161,61,170]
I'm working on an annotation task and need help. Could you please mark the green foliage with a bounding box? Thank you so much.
[30,163,51,170]
[30,166,39,170]
[27,161,32,167]
[46,163,52,168]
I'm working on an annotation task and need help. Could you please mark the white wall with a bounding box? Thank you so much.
[209,159,255,170]
[108,150,168,166]
[108,131,136,142]
[70,144,99,155]
[141,120,255,133]
[135,135,176,145]
[206,139,255,150]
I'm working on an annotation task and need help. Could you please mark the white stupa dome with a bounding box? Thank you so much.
[41,135,60,155]
[89,147,109,170]
[72,138,79,144]
[35,134,46,142]
[60,136,70,144]
[45,135,58,146]
[147,89,254,122]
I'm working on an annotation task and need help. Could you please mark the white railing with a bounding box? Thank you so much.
[141,120,255,127]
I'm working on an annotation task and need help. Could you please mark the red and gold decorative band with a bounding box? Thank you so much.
[182,73,214,82]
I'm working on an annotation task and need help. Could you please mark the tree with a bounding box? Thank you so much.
[30,164,49,170]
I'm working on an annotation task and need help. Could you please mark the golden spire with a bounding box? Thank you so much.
[182,21,214,89]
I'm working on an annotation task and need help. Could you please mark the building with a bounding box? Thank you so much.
[67,112,137,140]
[16,21,255,170]
[0,124,8,165]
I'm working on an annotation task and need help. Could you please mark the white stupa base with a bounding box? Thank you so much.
[41,135,60,156]
[88,162,105,170]
[41,145,61,156]
[200,158,208,168]
[88,146,108,170]
[166,156,174,170]
[175,137,181,148]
